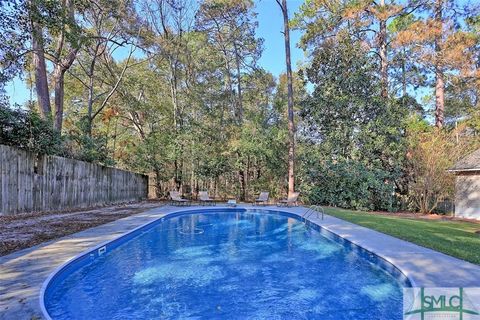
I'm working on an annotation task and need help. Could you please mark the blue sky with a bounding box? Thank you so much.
[5,0,306,106]
[255,0,305,76]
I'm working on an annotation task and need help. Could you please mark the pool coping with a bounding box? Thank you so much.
[2,204,480,320]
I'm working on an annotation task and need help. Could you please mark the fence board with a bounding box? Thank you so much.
[0,144,148,215]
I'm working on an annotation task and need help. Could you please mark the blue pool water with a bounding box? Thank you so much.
[44,209,408,319]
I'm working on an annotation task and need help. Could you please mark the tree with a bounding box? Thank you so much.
[196,0,262,123]
[29,0,52,121]
[8,0,480,214]
[433,0,445,128]
[388,13,426,99]
[65,0,140,137]
[141,0,200,191]
[82,0,285,201]
[394,1,478,128]
[51,0,82,132]
[293,0,416,100]
[0,0,29,90]
[406,119,477,213]
[276,0,296,197]
[195,0,264,200]
[26,0,85,130]
[299,35,408,210]
[378,0,388,98]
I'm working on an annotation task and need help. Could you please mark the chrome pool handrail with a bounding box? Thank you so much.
[302,205,324,221]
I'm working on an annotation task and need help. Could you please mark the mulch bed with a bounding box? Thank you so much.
[0,201,163,257]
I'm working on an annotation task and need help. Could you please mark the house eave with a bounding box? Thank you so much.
[447,168,480,174]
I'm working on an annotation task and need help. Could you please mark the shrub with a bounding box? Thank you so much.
[304,160,398,211]
[0,104,64,155]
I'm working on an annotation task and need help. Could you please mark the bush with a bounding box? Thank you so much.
[0,104,64,155]
[304,160,398,211]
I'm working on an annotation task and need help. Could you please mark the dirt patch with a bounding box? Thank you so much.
[0,201,164,257]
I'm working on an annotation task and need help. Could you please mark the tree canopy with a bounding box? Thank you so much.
[1,0,479,212]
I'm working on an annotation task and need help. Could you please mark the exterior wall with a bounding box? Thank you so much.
[455,174,480,220]
[0,144,148,215]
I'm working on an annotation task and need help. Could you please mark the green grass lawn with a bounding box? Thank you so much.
[324,207,480,265]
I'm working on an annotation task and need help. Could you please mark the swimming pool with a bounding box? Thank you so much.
[42,209,410,319]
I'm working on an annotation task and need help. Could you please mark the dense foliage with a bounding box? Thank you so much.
[294,0,479,212]
[0,104,63,155]
[1,0,479,212]
[304,160,397,211]
[298,36,408,211]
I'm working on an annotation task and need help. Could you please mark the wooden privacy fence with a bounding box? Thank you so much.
[0,144,148,215]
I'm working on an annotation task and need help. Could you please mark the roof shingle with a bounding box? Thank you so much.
[450,148,480,172]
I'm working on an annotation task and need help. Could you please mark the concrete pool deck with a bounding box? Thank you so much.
[1,204,480,319]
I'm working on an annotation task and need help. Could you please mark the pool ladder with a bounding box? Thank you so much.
[302,205,325,223]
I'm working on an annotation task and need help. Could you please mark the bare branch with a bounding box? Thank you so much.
[92,41,137,120]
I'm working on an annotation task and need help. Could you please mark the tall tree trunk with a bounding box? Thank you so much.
[475,54,480,107]
[239,167,246,201]
[213,25,235,119]
[174,159,181,191]
[30,7,51,121]
[169,57,179,128]
[87,57,96,137]
[53,69,65,131]
[223,55,235,119]
[278,0,296,197]
[401,49,407,98]
[434,0,445,128]
[53,51,78,132]
[233,41,243,122]
[435,66,445,128]
[86,43,102,137]
[154,166,163,198]
[379,0,388,98]
[52,0,78,132]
